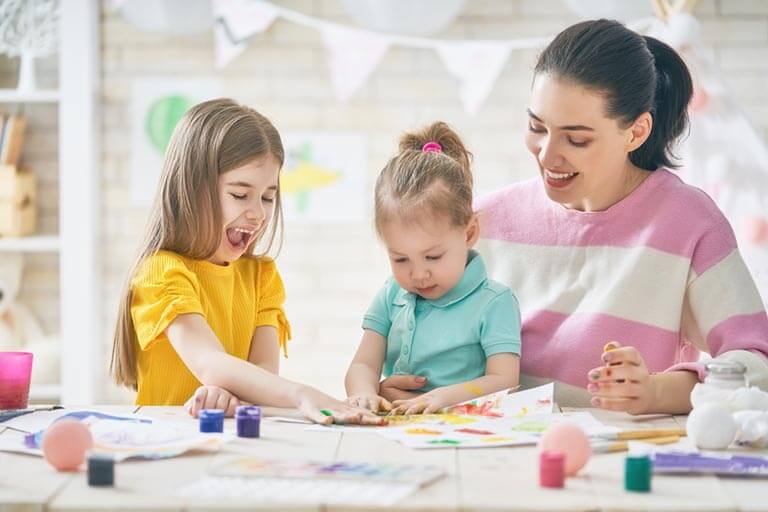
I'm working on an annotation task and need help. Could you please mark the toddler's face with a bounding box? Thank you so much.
[209,155,280,265]
[380,215,479,300]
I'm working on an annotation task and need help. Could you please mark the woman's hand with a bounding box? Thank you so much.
[295,385,387,426]
[345,393,393,413]
[587,342,654,415]
[185,386,240,418]
[390,389,452,415]
[379,374,428,402]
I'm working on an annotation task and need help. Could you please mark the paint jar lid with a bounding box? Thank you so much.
[235,405,261,419]
[625,454,652,492]
[539,451,565,488]
[199,409,225,420]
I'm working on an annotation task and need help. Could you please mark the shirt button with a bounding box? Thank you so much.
[402,345,409,356]
[408,320,415,330]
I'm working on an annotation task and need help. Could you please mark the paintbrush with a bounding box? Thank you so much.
[593,427,687,441]
[591,435,682,454]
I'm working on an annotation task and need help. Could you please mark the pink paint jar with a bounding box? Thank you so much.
[0,351,33,409]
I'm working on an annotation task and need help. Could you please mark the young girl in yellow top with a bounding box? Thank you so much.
[111,98,381,425]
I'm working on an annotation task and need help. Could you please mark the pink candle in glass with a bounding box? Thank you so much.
[0,352,33,409]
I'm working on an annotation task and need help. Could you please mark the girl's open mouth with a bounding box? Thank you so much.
[226,226,257,250]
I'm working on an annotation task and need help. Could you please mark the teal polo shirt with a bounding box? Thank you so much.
[362,251,521,392]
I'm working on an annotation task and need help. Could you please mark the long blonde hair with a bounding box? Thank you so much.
[111,98,285,389]
[375,121,473,235]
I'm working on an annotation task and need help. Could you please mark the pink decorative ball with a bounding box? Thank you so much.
[42,419,93,471]
[538,423,591,476]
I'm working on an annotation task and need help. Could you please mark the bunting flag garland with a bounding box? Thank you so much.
[211,0,554,114]
[213,0,278,68]
[321,25,390,102]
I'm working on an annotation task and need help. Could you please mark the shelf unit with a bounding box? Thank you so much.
[0,89,59,103]
[0,235,60,252]
[0,0,100,405]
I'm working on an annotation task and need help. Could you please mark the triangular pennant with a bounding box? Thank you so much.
[213,0,278,68]
[321,25,390,102]
[436,42,512,115]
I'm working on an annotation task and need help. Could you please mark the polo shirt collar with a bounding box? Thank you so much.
[393,250,486,308]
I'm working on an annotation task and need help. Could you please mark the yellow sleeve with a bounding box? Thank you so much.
[130,254,205,351]
[255,258,292,357]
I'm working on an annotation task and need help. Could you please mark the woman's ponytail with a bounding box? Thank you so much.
[630,36,693,170]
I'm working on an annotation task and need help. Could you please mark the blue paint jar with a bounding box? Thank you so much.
[199,409,225,433]
[236,405,261,438]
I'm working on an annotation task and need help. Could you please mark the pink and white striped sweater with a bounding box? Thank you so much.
[476,169,768,405]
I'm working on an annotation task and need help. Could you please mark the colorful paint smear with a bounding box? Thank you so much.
[427,439,461,446]
[455,428,494,435]
[385,414,476,426]
[510,420,550,433]
[405,428,443,435]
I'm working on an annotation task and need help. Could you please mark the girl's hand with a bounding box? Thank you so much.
[587,342,654,415]
[345,393,393,413]
[391,389,451,415]
[379,374,428,402]
[295,386,387,426]
[185,386,240,418]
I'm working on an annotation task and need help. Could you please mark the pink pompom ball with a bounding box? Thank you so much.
[42,419,93,471]
[538,423,591,476]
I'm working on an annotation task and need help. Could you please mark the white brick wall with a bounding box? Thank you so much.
[3,0,767,404]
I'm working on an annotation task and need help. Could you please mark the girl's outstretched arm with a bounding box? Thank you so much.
[390,353,520,415]
[344,329,392,412]
[185,325,281,417]
[167,313,384,425]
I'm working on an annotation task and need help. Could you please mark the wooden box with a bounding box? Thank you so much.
[0,165,37,237]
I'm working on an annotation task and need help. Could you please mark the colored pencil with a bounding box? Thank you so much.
[592,435,682,454]
[594,428,686,441]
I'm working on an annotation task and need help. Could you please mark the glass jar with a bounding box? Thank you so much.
[690,360,747,409]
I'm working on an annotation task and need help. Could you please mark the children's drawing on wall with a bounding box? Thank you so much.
[280,132,367,223]
[130,79,220,205]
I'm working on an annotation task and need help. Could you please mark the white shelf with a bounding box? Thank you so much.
[0,234,60,252]
[29,384,61,402]
[0,89,59,103]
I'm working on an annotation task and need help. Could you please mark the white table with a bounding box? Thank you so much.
[1,406,766,511]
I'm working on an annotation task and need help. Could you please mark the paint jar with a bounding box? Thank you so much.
[690,361,747,409]
[625,454,652,492]
[539,451,565,488]
[235,405,261,438]
[0,351,33,409]
[87,453,115,487]
[199,409,225,433]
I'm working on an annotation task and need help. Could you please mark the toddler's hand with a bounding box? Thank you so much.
[185,386,240,418]
[391,389,451,415]
[345,393,392,413]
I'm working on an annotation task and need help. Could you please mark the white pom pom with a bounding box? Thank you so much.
[733,411,768,448]
[686,403,737,450]
[727,387,768,412]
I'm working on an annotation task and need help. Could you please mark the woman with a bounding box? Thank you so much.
[382,19,768,414]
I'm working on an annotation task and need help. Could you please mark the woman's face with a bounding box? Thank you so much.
[525,74,648,212]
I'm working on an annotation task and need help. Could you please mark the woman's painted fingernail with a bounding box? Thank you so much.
[587,383,598,393]
[416,376,426,382]
[589,370,600,380]
[590,397,600,406]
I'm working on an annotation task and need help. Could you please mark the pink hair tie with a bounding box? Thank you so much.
[422,141,442,153]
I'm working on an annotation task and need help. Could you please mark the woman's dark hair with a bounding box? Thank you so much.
[534,19,692,170]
